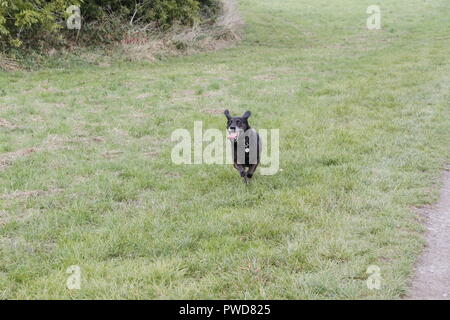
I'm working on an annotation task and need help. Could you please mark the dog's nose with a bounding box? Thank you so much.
[229,126,236,130]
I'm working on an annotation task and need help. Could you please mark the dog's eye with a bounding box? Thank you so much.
[236,120,241,124]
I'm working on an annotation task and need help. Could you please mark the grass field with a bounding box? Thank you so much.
[0,0,449,299]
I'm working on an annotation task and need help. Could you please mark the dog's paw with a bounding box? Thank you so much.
[240,171,246,177]
[246,173,253,179]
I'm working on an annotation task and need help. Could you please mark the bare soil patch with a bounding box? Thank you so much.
[406,167,450,300]
[0,118,17,129]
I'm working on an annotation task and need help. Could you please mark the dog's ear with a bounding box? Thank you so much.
[242,111,251,119]
[224,109,231,120]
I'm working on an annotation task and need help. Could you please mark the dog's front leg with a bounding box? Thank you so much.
[233,163,246,177]
[234,164,248,183]
[246,163,258,179]
[234,163,249,183]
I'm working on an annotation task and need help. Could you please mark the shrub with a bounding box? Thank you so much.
[81,0,202,27]
[0,0,222,51]
[0,0,79,50]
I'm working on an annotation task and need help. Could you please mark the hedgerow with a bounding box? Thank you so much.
[0,0,221,51]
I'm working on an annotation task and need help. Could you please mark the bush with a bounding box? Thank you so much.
[0,0,221,51]
[82,0,202,27]
[0,0,78,50]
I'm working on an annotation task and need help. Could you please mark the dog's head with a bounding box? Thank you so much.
[224,110,251,141]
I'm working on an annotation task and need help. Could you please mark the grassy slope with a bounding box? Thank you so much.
[0,0,449,299]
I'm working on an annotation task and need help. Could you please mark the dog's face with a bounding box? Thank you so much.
[224,110,251,141]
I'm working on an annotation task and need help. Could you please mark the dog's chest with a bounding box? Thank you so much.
[232,135,254,151]
[231,129,261,165]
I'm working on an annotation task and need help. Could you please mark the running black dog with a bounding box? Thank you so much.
[224,110,261,183]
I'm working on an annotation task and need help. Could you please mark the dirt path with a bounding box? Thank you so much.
[406,167,450,300]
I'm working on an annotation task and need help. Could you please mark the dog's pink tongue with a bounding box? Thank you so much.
[228,132,238,140]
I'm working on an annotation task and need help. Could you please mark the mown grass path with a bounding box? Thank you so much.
[0,0,449,299]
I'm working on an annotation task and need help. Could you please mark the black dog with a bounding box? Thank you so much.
[224,110,261,183]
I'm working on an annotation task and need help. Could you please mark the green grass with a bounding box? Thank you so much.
[0,0,449,299]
